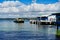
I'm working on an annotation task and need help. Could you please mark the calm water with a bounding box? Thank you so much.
[0,20,58,40]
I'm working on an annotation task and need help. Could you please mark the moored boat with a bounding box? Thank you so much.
[14,18,24,23]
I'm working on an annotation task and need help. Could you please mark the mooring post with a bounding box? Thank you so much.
[56,16,58,34]
[57,25,58,33]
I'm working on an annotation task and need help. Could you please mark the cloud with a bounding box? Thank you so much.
[30,2,59,12]
[24,2,60,16]
[0,1,24,7]
[0,1,59,15]
[0,1,26,13]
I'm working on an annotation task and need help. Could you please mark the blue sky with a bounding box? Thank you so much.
[0,0,59,5]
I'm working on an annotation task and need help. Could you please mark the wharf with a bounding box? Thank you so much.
[30,20,56,25]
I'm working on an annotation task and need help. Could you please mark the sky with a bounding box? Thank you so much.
[0,0,59,4]
[0,0,59,18]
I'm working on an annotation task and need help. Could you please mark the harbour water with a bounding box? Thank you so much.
[0,20,58,40]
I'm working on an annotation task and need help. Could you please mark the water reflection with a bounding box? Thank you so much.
[0,20,58,40]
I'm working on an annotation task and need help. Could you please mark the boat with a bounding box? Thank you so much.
[14,18,24,23]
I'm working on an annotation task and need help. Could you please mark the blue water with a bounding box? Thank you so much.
[0,20,57,40]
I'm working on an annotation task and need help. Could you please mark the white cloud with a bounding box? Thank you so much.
[0,1,26,13]
[0,1,24,7]
[0,1,59,15]
[30,2,60,12]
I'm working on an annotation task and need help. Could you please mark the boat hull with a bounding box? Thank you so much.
[14,21,24,23]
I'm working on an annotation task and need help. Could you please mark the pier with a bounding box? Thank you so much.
[29,13,60,25]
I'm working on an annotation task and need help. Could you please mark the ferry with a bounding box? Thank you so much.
[37,13,60,25]
[37,15,56,25]
[38,16,49,25]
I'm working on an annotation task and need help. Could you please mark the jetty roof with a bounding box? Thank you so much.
[52,13,60,15]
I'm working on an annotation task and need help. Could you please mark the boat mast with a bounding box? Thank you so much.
[32,0,36,3]
[32,0,36,11]
[32,0,36,17]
